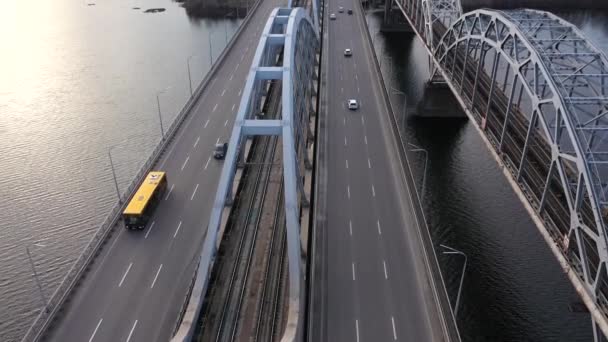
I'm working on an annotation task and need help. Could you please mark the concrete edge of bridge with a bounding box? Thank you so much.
[355,2,462,341]
[306,0,328,341]
[20,0,267,341]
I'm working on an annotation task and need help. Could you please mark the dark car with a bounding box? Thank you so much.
[347,9,353,14]
[213,142,228,159]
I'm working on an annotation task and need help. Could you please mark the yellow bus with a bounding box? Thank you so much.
[122,171,168,230]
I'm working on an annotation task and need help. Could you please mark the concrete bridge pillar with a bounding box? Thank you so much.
[413,82,467,118]
[381,0,414,32]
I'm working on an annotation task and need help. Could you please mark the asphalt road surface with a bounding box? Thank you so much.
[45,0,286,340]
[314,0,448,341]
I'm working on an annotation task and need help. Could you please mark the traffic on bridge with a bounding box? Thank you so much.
[9,0,608,341]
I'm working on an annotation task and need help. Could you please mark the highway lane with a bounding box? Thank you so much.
[318,0,447,341]
[44,0,285,341]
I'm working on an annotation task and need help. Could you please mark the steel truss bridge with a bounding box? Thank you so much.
[172,3,320,342]
[392,0,608,338]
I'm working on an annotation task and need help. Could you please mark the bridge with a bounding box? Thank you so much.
[390,0,608,339]
[19,0,608,341]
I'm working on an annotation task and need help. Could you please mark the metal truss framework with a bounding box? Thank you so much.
[427,8,608,337]
[394,0,461,80]
[172,6,319,342]
[392,0,608,337]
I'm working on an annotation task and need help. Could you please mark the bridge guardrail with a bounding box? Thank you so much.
[20,7,262,341]
[357,4,461,341]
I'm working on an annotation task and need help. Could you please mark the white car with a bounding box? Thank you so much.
[348,99,359,110]
[338,6,344,12]
[330,13,337,20]
[344,48,352,57]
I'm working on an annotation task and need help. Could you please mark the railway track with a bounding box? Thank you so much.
[254,183,287,342]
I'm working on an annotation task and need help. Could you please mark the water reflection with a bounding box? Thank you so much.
[0,0,241,339]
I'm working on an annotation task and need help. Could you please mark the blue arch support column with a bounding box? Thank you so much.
[171,7,319,342]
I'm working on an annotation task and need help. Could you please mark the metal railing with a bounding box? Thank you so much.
[21,9,256,341]
[358,3,461,341]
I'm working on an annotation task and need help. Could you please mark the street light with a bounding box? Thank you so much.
[207,30,214,67]
[373,30,382,47]
[108,143,126,202]
[26,243,49,314]
[187,55,198,97]
[408,142,428,200]
[156,86,172,138]
[440,244,467,318]
[391,87,407,119]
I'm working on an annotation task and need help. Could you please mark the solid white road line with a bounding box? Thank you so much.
[145,221,156,239]
[193,136,200,148]
[352,262,356,280]
[204,119,210,128]
[347,185,351,199]
[383,260,389,279]
[391,316,397,340]
[174,221,182,238]
[377,220,382,235]
[372,184,376,197]
[191,184,199,200]
[221,89,226,97]
[181,156,190,171]
[349,220,353,236]
[368,158,372,169]
[164,184,174,200]
[118,262,133,287]
[213,103,218,112]
[355,319,360,342]
[204,156,212,170]
[224,119,229,127]
[126,320,138,342]
[346,159,349,169]
[151,264,163,289]
[89,318,103,342]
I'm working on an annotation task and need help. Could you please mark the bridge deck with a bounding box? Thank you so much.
[39,0,288,340]
[311,0,458,341]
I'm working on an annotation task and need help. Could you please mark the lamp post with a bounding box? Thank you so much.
[373,30,382,47]
[187,55,198,97]
[408,142,428,200]
[26,243,49,314]
[108,145,122,202]
[156,86,171,138]
[440,244,467,317]
[208,30,214,67]
[391,87,407,119]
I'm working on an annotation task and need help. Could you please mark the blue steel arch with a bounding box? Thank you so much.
[433,9,608,335]
[171,6,319,342]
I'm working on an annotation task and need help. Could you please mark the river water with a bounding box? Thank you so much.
[1,0,607,341]
[367,9,608,342]
[0,0,242,340]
